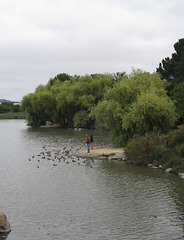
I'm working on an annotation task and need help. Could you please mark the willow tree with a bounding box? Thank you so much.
[55,74,114,128]
[22,85,56,126]
[55,80,77,127]
[92,70,178,146]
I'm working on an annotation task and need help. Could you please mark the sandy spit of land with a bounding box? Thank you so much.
[73,148,125,159]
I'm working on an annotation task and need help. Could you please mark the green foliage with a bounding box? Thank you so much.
[164,128,184,148]
[177,143,184,157]
[48,73,71,87]
[157,129,184,173]
[170,82,184,120]
[163,131,177,148]
[93,69,178,146]
[13,105,20,112]
[0,102,21,113]
[125,132,166,165]
[0,104,11,113]
[0,112,25,119]
[21,69,178,147]
[122,93,176,134]
[125,131,184,173]
[22,72,114,127]
[73,111,89,128]
[157,38,184,122]
[112,72,126,82]
[159,150,184,173]
[157,38,184,85]
[22,90,56,126]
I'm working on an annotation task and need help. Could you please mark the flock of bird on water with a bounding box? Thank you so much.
[28,146,95,169]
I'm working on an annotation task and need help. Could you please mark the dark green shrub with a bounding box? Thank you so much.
[177,143,184,157]
[162,156,184,173]
[164,128,184,148]
[125,132,166,165]
[124,129,184,173]
[154,148,184,173]
[175,128,184,145]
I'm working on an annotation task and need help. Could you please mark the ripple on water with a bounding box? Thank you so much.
[0,120,184,240]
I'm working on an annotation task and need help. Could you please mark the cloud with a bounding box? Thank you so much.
[0,0,183,101]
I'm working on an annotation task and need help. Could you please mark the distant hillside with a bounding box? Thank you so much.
[0,99,11,102]
[0,99,20,104]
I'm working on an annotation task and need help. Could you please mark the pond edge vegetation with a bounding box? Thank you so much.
[19,38,184,174]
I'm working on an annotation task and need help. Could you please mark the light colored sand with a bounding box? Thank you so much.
[73,148,124,158]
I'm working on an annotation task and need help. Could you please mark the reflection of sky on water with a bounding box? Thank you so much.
[0,120,184,240]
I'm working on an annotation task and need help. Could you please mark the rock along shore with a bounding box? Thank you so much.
[0,210,11,234]
[74,148,184,180]
[73,148,125,161]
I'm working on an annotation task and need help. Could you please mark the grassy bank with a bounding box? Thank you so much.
[124,128,184,174]
[0,112,26,119]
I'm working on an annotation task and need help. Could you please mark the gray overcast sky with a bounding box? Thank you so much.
[0,0,183,101]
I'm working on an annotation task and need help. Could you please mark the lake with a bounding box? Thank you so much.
[0,120,184,240]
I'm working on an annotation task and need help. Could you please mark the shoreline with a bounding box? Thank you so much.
[73,147,184,180]
[40,124,61,128]
[73,148,125,160]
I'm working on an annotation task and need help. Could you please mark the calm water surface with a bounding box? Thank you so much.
[1,120,184,240]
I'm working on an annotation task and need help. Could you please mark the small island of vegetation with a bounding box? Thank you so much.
[21,38,184,174]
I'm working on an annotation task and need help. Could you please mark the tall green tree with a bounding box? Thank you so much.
[0,102,21,113]
[92,70,178,146]
[55,74,114,128]
[157,38,184,123]
[22,86,56,126]
[56,80,76,127]
[22,72,115,127]
[0,104,11,113]
[48,73,71,87]
[22,93,37,125]
[157,38,184,86]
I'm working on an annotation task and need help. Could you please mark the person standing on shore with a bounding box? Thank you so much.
[90,135,94,150]
[85,134,91,153]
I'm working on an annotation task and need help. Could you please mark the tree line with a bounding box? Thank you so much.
[0,102,21,113]
[22,38,184,146]
[22,73,116,127]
